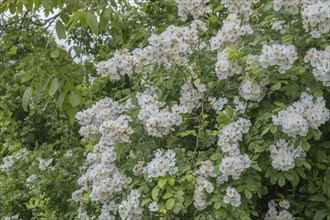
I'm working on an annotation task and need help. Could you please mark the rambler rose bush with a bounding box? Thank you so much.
[72,0,330,219]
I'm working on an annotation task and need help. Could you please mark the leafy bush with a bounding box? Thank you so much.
[1,0,329,219]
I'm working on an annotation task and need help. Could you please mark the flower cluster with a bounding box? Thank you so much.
[269,139,305,171]
[137,90,183,137]
[147,20,207,68]
[265,200,294,220]
[215,49,242,80]
[36,157,53,171]
[273,0,300,14]
[217,118,251,183]
[222,0,259,20]
[76,97,133,140]
[233,96,247,114]
[0,149,29,171]
[304,46,330,86]
[193,176,214,210]
[223,187,241,207]
[99,115,134,144]
[271,20,286,33]
[301,1,330,38]
[118,190,143,220]
[217,118,252,150]
[175,0,211,21]
[258,44,298,73]
[272,92,330,137]
[143,149,178,178]
[96,49,134,80]
[208,96,228,111]
[3,215,21,220]
[98,202,117,220]
[97,21,207,80]
[195,160,216,178]
[179,77,205,113]
[73,146,131,203]
[239,76,267,102]
[148,201,159,212]
[210,14,253,51]
[218,154,251,183]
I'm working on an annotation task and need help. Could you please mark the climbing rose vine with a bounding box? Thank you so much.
[72,0,330,219]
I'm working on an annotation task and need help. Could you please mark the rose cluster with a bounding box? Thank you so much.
[272,92,330,137]
[304,46,330,87]
[175,0,211,21]
[258,44,298,73]
[222,0,259,20]
[301,0,330,38]
[143,149,178,178]
[269,139,305,171]
[265,200,294,220]
[215,49,242,80]
[210,14,253,51]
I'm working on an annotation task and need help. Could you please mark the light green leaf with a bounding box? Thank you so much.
[86,12,99,35]
[22,87,32,110]
[278,175,286,187]
[68,91,81,107]
[49,77,60,96]
[158,178,167,189]
[10,46,17,54]
[55,20,66,39]
[165,198,175,210]
[168,177,175,186]
[50,48,59,58]
[244,189,252,199]
[151,187,159,200]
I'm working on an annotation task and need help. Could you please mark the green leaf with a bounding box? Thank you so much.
[214,202,222,209]
[162,193,173,199]
[151,187,159,200]
[49,77,60,96]
[55,20,66,39]
[68,91,81,107]
[158,178,167,189]
[10,45,17,54]
[22,87,32,110]
[252,163,262,172]
[312,129,322,141]
[272,82,281,90]
[168,177,175,186]
[214,5,224,12]
[184,197,193,207]
[86,12,99,35]
[278,175,286,187]
[244,189,252,199]
[301,140,310,151]
[51,48,59,58]
[309,195,327,202]
[165,198,175,210]
[210,15,218,23]
[313,210,327,220]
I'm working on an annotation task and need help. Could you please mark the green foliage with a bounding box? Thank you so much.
[0,0,330,219]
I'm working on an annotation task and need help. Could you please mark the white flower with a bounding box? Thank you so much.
[258,44,298,73]
[301,1,330,38]
[304,46,330,86]
[223,187,241,207]
[148,201,159,212]
[269,139,305,171]
[210,14,253,51]
[175,0,211,21]
[143,149,178,178]
[272,92,330,137]
[222,0,259,20]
